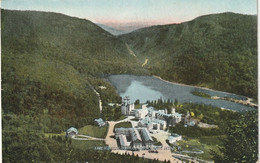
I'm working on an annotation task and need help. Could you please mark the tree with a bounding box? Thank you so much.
[174,99,178,106]
[135,99,140,105]
[212,110,258,162]
[197,113,204,120]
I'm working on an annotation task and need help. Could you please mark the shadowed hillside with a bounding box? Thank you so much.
[1,9,152,162]
[2,9,148,133]
[120,12,257,98]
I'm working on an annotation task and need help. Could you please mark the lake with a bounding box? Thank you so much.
[107,75,255,111]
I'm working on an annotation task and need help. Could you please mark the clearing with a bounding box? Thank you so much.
[78,125,109,139]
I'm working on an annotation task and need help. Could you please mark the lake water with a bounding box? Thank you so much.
[107,75,255,111]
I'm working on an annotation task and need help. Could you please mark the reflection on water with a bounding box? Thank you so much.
[108,75,254,111]
[120,81,164,103]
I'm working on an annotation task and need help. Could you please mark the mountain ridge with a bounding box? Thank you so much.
[120,12,257,98]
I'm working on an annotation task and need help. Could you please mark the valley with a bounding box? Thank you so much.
[2,9,258,163]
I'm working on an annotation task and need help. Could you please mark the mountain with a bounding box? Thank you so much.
[2,9,257,162]
[96,23,128,35]
[1,9,148,133]
[1,9,151,161]
[120,12,257,98]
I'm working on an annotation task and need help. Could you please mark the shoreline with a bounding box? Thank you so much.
[211,96,257,108]
[153,75,257,108]
[152,75,248,98]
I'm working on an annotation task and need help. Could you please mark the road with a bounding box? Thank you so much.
[105,116,135,149]
[142,59,148,67]
[85,80,103,113]
[125,43,137,57]
[172,153,212,163]
[72,134,105,141]
[93,89,102,113]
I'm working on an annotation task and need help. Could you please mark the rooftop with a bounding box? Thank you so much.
[139,117,151,124]
[119,134,129,147]
[168,134,181,141]
[139,128,153,142]
[95,118,105,123]
[67,127,78,134]
[130,128,142,141]
[151,118,165,125]
[173,113,182,117]
[171,133,181,137]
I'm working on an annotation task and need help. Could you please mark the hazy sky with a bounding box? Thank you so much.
[1,0,257,30]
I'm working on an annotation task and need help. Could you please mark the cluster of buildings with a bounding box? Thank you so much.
[66,118,106,137]
[121,96,183,133]
[115,96,185,149]
[137,107,182,132]
[115,127,154,150]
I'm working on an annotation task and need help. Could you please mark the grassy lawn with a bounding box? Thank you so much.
[152,136,162,146]
[117,115,127,121]
[198,135,224,145]
[172,136,224,161]
[114,122,132,130]
[131,118,140,121]
[154,141,162,146]
[72,139,107,150]
[78,124,109,139]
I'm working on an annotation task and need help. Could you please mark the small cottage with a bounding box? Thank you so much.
[94,118,106,127]
[66,127,78,137]
[167,134,182,144]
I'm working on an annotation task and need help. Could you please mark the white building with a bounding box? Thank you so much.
[139,128,154,148]
[172,113,182,123]
[138,117,167,130]
[135,108,148,119]
[94,118,106,127]
[151,119,167,130]
[167,134,182,144]
[121,96,135,116]
[119,134,131,149]
[137,117,153,130]
[66,127,78,137]
[134,105,183,128]
[147,107,157,117]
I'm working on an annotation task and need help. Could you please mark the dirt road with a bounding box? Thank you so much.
[72,134,105,141]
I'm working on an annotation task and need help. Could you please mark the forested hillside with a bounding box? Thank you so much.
[1,9,149,162]
[120,12,257,98]
[2,9,148,131]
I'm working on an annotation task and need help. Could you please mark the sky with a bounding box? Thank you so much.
[1,0,257,31]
